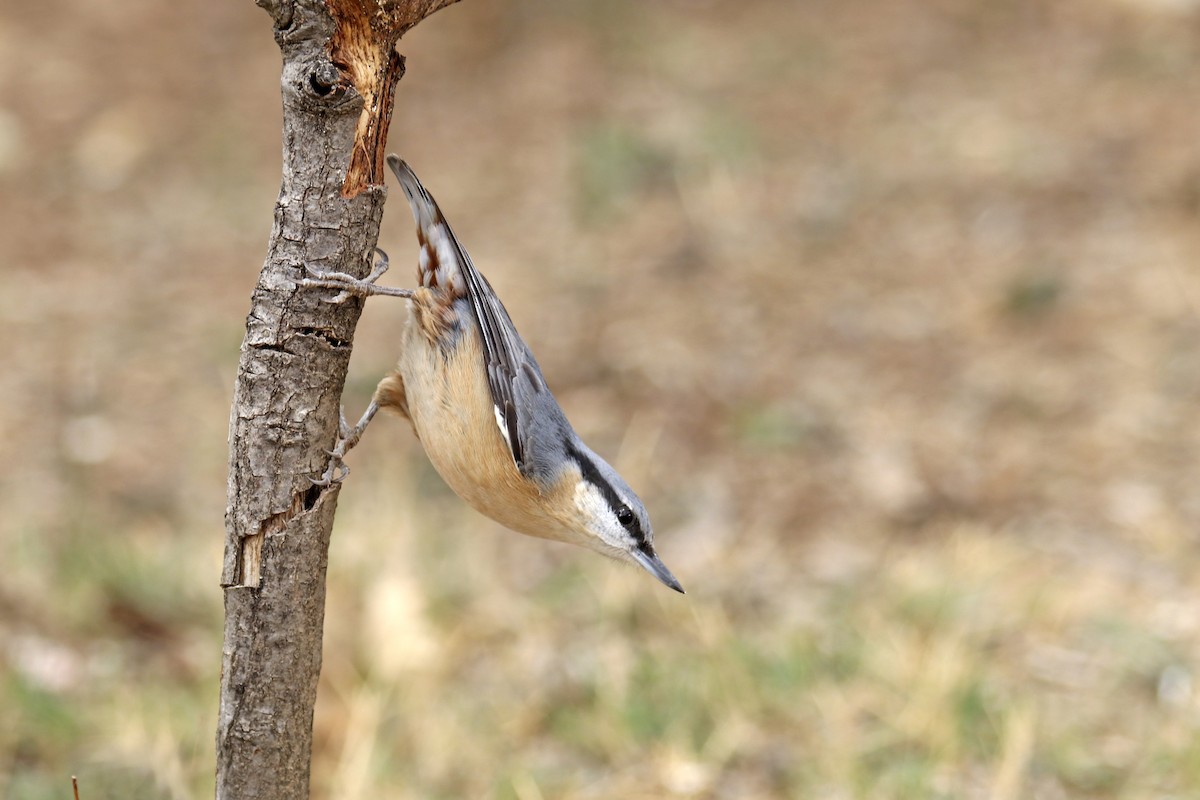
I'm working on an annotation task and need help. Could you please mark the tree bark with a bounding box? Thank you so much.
[217,2,459,798]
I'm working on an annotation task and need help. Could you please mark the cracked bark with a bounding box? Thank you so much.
[217,2,460,798]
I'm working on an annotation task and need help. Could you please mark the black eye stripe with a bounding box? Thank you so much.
[564,442,645,544]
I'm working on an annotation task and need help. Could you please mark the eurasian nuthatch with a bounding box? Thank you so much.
[303,156,683,594]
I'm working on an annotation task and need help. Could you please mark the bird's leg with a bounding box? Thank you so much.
[304,247,399,485]
[311,400,381,486]
[301,247,413,303]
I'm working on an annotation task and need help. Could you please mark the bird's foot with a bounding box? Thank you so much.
[301,248,413,303]
[310,402,380,487]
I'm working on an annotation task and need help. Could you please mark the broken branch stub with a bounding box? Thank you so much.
[327,0,462,197]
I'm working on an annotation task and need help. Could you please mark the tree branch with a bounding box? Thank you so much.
[216,2,459,797]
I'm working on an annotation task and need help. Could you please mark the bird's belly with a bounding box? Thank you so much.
[398,327,566,541]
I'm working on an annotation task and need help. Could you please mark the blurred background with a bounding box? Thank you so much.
[2,0,1200,797]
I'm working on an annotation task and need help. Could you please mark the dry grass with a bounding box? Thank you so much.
[3,0,1200,797]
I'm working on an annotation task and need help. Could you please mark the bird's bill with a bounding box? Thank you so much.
[631,547,685,594]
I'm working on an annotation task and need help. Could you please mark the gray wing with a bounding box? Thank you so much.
[389,156,569,480]
[457,248,550,476]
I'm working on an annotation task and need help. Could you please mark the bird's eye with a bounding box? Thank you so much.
[616,506,635,527]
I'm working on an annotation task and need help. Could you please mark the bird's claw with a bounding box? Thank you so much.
[309,458,350,488]
[300,248,410,303]
[310,441,352,487]
[299,268,365,304]
[309,401,380,488]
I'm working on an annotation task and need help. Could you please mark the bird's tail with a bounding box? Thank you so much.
[386,155,466,294]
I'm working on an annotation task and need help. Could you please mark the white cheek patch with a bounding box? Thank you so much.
[573,482,624,545]
[573,481,606,521]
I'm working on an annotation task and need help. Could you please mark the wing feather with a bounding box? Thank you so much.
[389,156,546,476]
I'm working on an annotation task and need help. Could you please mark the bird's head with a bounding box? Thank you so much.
[556,443,684,594]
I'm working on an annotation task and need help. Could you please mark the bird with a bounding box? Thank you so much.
[301,155,683,594]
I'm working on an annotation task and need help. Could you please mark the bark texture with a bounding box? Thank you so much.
[217,2,459,798]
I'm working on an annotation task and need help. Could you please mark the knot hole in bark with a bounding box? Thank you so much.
[309,60,346,98]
